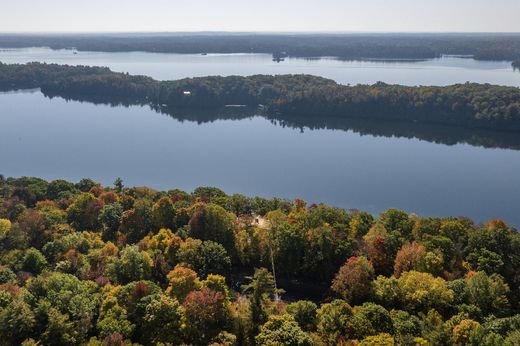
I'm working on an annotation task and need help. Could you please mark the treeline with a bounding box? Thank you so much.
[1,175,520,345]
[0,62,114,91]
[2,33,520,61]
[2,62,520,132]
[514,60,520,70]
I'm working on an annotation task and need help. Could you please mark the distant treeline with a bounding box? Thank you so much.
[514,60,520,70]
[2,33,520,61]
[2,62,520,132]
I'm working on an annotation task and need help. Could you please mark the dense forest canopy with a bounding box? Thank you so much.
[2,62,520,132]
[2,33,520,61]
[0,175,520,345]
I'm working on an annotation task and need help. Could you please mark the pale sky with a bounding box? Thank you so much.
[1,0,519,33]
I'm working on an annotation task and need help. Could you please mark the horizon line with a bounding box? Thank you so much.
[2,30,520,35]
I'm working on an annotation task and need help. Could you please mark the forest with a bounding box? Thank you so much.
[0,175,520,345]
[2,62,520,132]
[2,33,520,61]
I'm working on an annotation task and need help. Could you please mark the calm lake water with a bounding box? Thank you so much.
[1,49,520,226]
[1,90,520,227]
[1,47,520,86]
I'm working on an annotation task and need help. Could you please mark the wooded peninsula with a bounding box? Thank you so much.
[1,176,520,345]
[2,62,520,132]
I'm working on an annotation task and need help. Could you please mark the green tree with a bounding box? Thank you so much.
[286,300,318,332]
[421,309,451,346]
[177,238,231,278]
[353,303,393,336]
[349,211,375,239]
[316,299,356,345]
[373,275,400,309]
[152,196,176,230]
[98,202,123,241]
[397,271,454,313]
[465,272,510,316]
[41,307,78,346]
[97,304,134,339]
[212,331,238,346]
[75,178,99,193]
[504,330,520,346]
[270,221,306,277]
[142,294,184,344]
[26,272,99,343]
[466,248,504,275]
[302,204,350,229]
[412,217,441,240]
[66,193,103,231]
[0,218,11,240]
[226,194,253,216]
[379,209,413,238]
[242,268,278,329]
[302,224,353,282]
[21,247,47,274]
[47,179,77,200]
[0,266,17,285]
[192,186,226,202]
[390,310,422,343]
[118,199,153,244]
[113,178,124,193]
[359,333,395,346]
[107,245,153,284]
[0,299,36,344]
[255,314,312,346]
[439,218,469,244]
[189,204,236,255]
[115,280,162,324]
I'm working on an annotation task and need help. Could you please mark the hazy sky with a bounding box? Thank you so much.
[1,0,519,33]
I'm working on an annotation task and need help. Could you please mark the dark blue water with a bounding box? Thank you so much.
[2,90,520,227]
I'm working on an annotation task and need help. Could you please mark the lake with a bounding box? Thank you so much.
[1,90,520,227]
[1,48,520,226]
[1,47,520,86]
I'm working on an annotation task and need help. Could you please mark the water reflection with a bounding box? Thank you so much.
[44,91,520,151]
